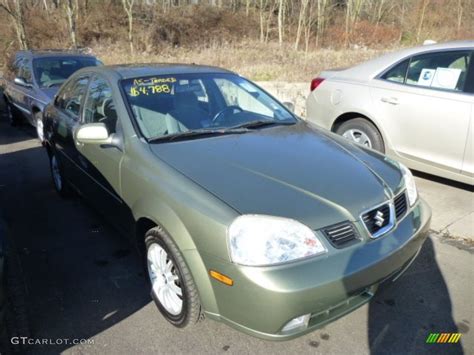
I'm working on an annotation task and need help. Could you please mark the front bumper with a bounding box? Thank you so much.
[201,198,431,340]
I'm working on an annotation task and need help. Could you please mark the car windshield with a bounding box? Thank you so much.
[33,57,101,88]
[121,73,297,140]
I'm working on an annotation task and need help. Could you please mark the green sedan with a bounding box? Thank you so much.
[42,64,431,340]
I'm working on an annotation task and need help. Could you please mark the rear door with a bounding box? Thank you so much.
[6,58,28,115]
[371,50,473,174]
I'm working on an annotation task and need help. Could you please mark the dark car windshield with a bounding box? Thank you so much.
[121,73,296,140]
[33,57,101,87]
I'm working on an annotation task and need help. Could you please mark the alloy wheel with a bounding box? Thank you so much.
[342,129,373,148]
[36,115,44,142]
[147,243,183,315]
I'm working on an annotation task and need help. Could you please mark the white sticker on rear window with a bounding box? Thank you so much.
[431,68,462,90]
[417,69,435,86]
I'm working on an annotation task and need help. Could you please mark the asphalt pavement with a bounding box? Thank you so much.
[0,109,472,354]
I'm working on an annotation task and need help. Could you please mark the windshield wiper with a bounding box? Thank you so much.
[230,119,296,130]
[148,128,249,143]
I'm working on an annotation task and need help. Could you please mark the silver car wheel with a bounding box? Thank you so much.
[342,129,372,148]
[147,243,183,316]
[51,155,62,191]
[36,116,44,142]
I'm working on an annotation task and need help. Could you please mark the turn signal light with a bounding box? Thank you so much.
[210,270,234,286]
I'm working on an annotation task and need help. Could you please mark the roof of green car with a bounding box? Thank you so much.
[89,63,235,80]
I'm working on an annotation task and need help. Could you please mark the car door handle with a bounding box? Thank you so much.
[381,97,399,105]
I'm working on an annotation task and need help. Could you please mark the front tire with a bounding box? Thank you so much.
[145,226,202,328]
[49,149,71,197]
[336,118,385,153]
[34,111,45,143]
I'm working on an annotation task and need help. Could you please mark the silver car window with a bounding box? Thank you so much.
[406,51,471,91]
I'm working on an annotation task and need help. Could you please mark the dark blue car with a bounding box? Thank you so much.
[3,50,102,142]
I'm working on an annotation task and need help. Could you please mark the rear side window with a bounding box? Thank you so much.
[381,50,472,92]
[406,51,471,91]
[381,59,409,83]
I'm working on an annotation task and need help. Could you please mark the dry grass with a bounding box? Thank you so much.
[93,40,391,82]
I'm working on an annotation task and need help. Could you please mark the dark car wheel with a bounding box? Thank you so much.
[49,150,71,197]
[336,118,385,153]
[145,226,202,328]
[6,102,21,127]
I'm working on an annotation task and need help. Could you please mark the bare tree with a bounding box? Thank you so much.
[456,0,463,33]
[344,0,365,47]
[416,0,430,42]
[295,0,309,50]
[258,0,274,43]
[65,0,78,48]
[277,0,284,46]
[315,0,330,48]
[0,0,28,50]
[122,0,135,56]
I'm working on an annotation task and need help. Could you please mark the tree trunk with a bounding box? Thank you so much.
[122,0,135,57]
[416,0,430,43]
[278,0,284,46]
[456,0,463,33]
[65,0,78,49]
[0,0,29,50]
[295,0,308,50]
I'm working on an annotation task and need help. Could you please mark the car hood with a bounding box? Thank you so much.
[149,122,403,229]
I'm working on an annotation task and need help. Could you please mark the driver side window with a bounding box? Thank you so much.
[83,76,117,134]
[56,76,89,120]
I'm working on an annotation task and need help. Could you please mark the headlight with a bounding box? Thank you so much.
[399,163,418,206]
[228,215,327,266]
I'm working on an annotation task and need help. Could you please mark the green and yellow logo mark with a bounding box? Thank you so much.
[426,333,462,344]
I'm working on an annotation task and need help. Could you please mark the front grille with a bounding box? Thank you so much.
[362,203,391,235]
[322,221,359,248]
[394,191,408,219]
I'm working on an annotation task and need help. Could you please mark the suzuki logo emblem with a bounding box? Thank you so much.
[374,211,385,227]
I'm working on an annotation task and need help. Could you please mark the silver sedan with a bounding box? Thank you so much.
[306,40,473,185]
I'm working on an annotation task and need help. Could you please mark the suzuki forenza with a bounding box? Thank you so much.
[43,64,431,340]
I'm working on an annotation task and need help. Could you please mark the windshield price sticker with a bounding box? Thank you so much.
[129,77,176,97]
[130,84,171,97]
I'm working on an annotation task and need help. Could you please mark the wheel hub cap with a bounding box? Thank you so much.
[342,129,372,148]
[147,243,183,315]
[37,118,44,142]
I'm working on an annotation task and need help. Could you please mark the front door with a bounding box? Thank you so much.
[75,75,131,232]
[52,75,90,188]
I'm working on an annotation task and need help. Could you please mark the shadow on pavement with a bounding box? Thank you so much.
[413,170,473,193]
[0,144,151,354]
[367,237,463,354]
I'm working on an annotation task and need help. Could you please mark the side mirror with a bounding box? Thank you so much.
[75,123,111,145]
[14,77,32,88]
[283,101,295,113]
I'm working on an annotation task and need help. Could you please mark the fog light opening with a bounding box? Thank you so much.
[281,314,311,333]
